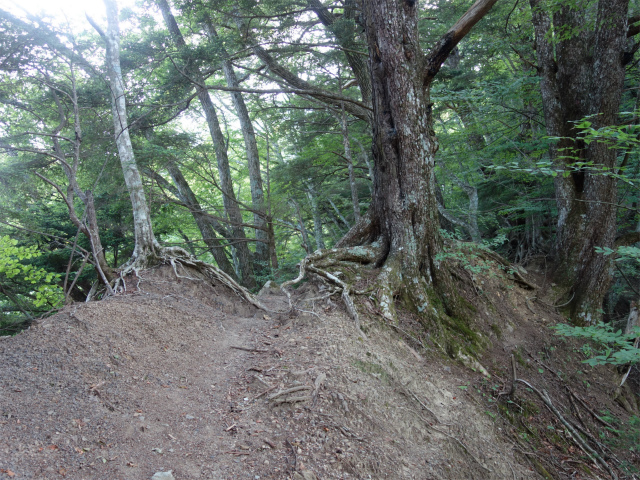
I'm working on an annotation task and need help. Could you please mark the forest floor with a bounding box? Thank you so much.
[0,262,638,480]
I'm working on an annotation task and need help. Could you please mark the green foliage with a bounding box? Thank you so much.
[0,235,63,334]
[0,236,62,308]
[553,322,640,367]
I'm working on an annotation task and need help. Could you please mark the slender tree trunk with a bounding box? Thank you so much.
[102,0,159,265]
[143,161,238,278]
[306,183,326,250]
[338,104,360,223]
[156,0,255,287]
[307,0,372,104]
[353,137,374,193]
[165,163,238,278]
[291,199,313,253]
[328,197,350,229]
[530,0,630,323]
[202,19,270,272]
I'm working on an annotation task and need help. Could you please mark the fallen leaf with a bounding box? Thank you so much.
[58,467,67,476]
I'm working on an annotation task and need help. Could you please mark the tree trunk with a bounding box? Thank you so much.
[359,0,451,317]
[306,183,326,250]
[338,104,361,223]
[143,160,238,278]
[307,0,372,104]
[203,18,270,273]
[103,0,160,265]
[530,0,630,323]
[165,163,238,278]
[156,0,255,288]
[292,199,313,253]
[329,0,497,322]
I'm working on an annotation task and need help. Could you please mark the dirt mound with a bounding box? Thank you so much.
[0,264,635,479]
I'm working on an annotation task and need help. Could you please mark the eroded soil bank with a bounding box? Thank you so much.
[0,265,637,479]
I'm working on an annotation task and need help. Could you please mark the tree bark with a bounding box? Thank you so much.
[326,0,497,321]
[156,0,255,288]
[102,0,160,265]
[530,0,630,323]
[291,199,313,253]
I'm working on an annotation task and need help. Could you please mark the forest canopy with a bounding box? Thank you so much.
[1,0,639,336]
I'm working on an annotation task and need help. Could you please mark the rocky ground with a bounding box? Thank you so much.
[0,264,637,479]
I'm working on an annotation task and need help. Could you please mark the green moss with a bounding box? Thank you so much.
[514,348,527,368]
[490,323,503,339]
[352,360,390,383]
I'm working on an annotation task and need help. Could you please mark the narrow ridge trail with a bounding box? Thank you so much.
[1,265,537,479]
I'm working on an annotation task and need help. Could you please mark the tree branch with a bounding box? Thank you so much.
[424,0,500,84]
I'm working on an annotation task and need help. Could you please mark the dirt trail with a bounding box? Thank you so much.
[1,265,542,479]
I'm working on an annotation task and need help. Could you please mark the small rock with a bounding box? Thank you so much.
[185,414,195,420]
[151,471,174,480]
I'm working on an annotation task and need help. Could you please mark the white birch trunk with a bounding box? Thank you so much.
[104,0,159,263]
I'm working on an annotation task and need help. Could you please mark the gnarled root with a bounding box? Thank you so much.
[111,246,270,312]
[279,244,384,338]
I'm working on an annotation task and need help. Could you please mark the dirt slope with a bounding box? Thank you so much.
[0,264,633,479]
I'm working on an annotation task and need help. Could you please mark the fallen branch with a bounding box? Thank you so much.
[504,357,618,479]
[230,345,269,353]
[271,395,311,405]
[268,385,312,401]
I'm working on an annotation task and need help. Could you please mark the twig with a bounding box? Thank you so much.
[404,387,441,423]
[515,378,617,480]
[254,385,278,399]
[230,345,269,353]
[271,395,311,405]
[268,385,312,400]
[286,438,298,470]
[566,388,617,431]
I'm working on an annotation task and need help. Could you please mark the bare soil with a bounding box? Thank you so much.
[0,263,637,479]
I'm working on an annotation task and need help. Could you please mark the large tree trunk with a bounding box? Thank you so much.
[530,0,630,323]
[359,0,452,318]
[157,0,256,288]
[103,0,160,266]
[327,0,497,322]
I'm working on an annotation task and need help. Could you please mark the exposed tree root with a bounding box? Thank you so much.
[111,246,270,312]
[282,231,535,375]
[279,246,378,339]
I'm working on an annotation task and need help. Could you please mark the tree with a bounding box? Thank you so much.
[89,0,162,268]
[156,0,256,287]
[274,0,498,336]
[530,0,635,323]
